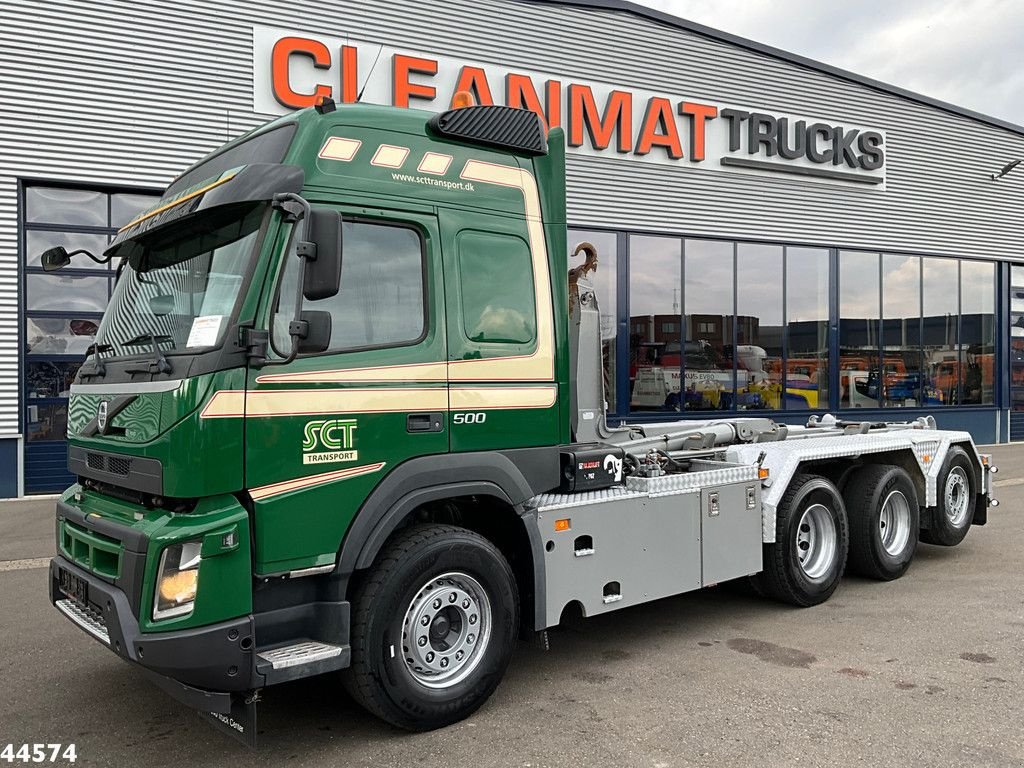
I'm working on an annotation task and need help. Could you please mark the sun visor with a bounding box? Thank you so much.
[106,163,304,256]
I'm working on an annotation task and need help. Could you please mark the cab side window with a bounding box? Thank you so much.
[457,231,536,345]
[273,219,426,354]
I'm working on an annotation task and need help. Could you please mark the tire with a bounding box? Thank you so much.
[920,446,976,547]
[752,474,848,607]
[342,524,519,731]
[845,465,919,580]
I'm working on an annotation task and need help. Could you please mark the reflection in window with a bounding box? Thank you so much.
[1011,266,1024,413]
[629,235,681,411]
[26,317,98,355]
[459,232,535,344]
[26,361,82,399]
[881,254,923,407]
[685,240,734,411]
[274,221,425,353]
[786,248,829,409]
[27,273,109,313]
[26,231,109,270]
[840,251,880,408]
[26,403,68,441]
[569,229,617,411]
[960,260,995,405]
[736,244,782,411]
[25,187,108,227]
[923,258,959,406]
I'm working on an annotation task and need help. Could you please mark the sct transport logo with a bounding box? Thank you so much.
[302,418,358,465]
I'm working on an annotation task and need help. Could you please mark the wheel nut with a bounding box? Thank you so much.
[426,652,435,663]
[455,650,464,661]
[440,657,449,668]
[467,634,475,644]
[418,636,428,647]
[433,598,442,610]
[462,599,470,609]
[469,614,477,625]
[449,593,457,603]
[421,615,430,626]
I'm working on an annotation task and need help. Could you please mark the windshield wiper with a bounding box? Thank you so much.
[123,332,173,375]
[79,343,114,380]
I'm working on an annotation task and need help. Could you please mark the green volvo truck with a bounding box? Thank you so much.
[45,97,998,744]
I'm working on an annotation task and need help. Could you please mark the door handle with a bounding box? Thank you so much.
[407,412,444,433]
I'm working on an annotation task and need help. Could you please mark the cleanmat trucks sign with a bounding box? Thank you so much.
[253,25,886,188]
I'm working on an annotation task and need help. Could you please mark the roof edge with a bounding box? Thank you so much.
[521,0,1024,138]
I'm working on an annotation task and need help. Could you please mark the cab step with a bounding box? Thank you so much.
[256,640,350,684]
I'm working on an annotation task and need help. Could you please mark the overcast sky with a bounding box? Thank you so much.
[633,0,1024,126]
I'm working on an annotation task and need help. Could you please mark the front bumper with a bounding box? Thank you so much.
[49,556,260,713]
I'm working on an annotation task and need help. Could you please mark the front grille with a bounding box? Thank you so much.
[85,452,132,476]
[60,520,122,580]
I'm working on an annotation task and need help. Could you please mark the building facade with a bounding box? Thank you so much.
[2,0,1023,496]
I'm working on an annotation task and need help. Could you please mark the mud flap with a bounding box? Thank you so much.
[198,692,259,748]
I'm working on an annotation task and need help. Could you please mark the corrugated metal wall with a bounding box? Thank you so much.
[2,0,1023,441]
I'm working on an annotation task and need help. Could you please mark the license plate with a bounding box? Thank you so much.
[58,567,89,605]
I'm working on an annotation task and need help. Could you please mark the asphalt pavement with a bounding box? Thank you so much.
[1,445,1022,767]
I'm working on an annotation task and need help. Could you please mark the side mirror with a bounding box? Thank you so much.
[301,208,343,301]
[294,310,332,354]
[41,246,72,272]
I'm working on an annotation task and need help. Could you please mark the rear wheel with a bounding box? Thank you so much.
[920,446,976,547]
[752,474,848,607]
[343,524,518,731]
[846,465,919,580]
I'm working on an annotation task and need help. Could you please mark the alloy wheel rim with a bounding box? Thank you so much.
[795,503,837,581]
[401,571,492,689]
[945,467,970,526]
[879,489,912,556]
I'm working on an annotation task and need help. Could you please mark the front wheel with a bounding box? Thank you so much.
[343,524,519,731]
[751,474,849,607]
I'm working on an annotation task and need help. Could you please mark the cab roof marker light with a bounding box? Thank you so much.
[370,144,410,169]
[318,137,361,162]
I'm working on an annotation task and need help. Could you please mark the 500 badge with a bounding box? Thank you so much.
[302,418,358,465]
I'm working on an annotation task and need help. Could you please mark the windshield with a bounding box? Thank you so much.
[94,202,266,359]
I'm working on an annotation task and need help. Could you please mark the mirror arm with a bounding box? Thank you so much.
[261,192,316,367]
[67,249,111,266]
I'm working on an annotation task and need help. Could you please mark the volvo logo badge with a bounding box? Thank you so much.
[97,401,108,432]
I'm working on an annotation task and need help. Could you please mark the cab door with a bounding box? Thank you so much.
[440,203,560,453]
[240,206,447,575]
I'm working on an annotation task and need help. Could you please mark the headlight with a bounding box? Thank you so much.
[153,540,202,620]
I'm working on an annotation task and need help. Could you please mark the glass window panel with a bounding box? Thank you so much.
[786,247,829,410]
[25,187,107,226]
[960,260,995,404]
[881,254,923,408]
[1012,266,1024,408]
[923,258,959,406]
[26,360,81,399]
[25,230,109,270]
[26,273,109,313]
[111,193,160,228]
[736,243,782,411]
[26,403,68,442]
[459,232,535,344]
[629,235,681,412]
[569,229,617,410]
[685,240,734,412]
[273,221,425,353]
[25,316,99,355]
[840,251,880,408]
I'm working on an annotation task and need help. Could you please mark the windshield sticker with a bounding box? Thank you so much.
[302,418,358,465]
[186,315,224,348]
